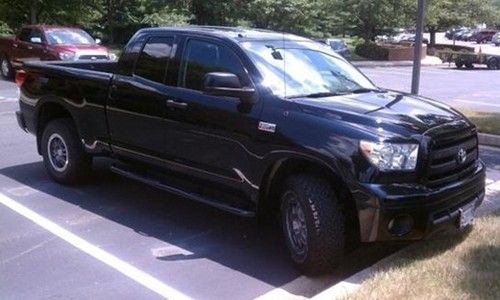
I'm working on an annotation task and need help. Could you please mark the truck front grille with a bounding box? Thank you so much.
[426,129,478,187]
[78,55,109,60]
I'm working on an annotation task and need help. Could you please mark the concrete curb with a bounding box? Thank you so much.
[478,133,500,148]
[352,60,443,68]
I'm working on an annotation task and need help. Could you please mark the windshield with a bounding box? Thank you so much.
[46,29,95,45]
[241,41,376,99]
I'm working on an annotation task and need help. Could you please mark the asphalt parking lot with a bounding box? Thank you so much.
[1,63,500,299]
[359,65,500,112]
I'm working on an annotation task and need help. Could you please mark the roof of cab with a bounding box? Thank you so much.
[137,26,311,43]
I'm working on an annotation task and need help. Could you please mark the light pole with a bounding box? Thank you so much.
[411,0,426,94]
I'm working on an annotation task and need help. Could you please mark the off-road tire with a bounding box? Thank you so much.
[41,119,92,184]
[280,174,345,274]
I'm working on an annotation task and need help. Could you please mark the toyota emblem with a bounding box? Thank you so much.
[456,148,467,164]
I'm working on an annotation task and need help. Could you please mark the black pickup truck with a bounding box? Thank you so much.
[16,26,485,274]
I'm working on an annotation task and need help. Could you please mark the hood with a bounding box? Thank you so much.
[49,44,109,53]
[292,91,470,136]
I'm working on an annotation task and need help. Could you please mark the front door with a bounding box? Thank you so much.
[163,37,262,187]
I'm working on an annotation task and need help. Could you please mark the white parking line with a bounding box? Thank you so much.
[0,193,191,300]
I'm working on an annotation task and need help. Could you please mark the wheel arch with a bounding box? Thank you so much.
[35,100,78,155]
[257,156,360,246]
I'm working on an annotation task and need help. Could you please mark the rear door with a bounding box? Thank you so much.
[161,37,262,187]
[107,35,177,162]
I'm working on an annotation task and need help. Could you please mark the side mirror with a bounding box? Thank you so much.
[30,37,42,44]
[95,38,102,44]
[203,72,256,104]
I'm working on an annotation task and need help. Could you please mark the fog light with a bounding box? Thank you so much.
[388,214,413,236]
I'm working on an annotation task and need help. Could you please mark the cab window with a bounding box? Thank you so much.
[180,39,249,91]
[134,36,174,84]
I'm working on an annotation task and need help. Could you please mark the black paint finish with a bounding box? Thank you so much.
[17,26,485,242]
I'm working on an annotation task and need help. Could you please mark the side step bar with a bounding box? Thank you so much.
[110,164,255,217]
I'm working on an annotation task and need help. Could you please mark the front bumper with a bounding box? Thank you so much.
[355,160,486,242]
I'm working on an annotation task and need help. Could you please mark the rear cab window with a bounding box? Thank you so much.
[179,39,251,91]
[134,36,174,84]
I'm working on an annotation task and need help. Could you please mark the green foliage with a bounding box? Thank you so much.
[0,0,498,45]
[355,42,389,60]
[0,20,12,35]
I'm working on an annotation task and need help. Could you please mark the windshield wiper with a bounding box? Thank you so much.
[347,87,385,94]
[286,92,344,99]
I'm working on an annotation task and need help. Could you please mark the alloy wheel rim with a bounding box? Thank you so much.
[284,193,308,256]
[47,133,69,172]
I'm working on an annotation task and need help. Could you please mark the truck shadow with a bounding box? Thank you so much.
[1,159,404,297]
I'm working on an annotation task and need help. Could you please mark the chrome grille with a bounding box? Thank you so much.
[426,129,478,187]
[78,55,108,60]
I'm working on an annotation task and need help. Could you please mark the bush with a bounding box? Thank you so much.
[355,42,389,60]
[0,21,12,35]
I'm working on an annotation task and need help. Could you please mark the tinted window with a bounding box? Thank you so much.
[181,39,249,91]
[134,37,173,83]
[18,28,32,42]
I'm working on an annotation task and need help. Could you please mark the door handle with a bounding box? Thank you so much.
[166,99,188,110]
[27,46,33,50]
[13,43,18,48]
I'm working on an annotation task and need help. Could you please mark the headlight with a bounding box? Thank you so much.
[108,53,117,61]
[59,51,75,61]
[360,140,419,171]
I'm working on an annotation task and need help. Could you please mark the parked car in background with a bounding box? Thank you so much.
[316,38,352,60]
[445,27,468,40]
[453,28,472,41]
[472,29,498,44]
[493,32,500,46]
[0,25,115,79]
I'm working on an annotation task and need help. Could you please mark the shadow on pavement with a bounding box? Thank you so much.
[0,159,403,297]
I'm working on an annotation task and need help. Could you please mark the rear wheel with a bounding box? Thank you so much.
[455,61,464,69]
[465,62,474,69]
[0,54,13,79]
[41,119,92,184]
[280,174,345,274]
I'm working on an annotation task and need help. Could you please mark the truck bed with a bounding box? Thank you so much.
[19,60,116,153]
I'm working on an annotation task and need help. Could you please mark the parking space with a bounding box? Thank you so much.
[1,64,500,299]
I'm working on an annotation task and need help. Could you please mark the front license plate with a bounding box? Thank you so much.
[458,202,476,229]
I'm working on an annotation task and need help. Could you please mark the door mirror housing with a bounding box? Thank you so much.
[203,72,256,104]
[30,37,43,44]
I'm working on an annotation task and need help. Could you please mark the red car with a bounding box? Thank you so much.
[0,25,115,79]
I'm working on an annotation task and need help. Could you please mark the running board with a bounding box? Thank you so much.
[110,164,255,217]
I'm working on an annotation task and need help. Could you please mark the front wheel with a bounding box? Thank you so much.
[465,62,474,69]
[0,54,13,79]
[455,60,464,69]
[280,175,345,274]
[41,119,92,184]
